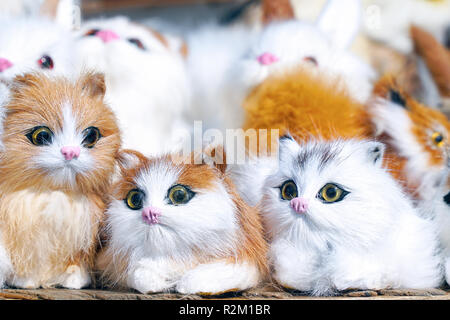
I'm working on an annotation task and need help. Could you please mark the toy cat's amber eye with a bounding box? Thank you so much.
[432,132,444,148]
[318,183,349,203]
[26,126,53,146]
[85,29,100,36]
[280,180,298,201]
[168,185,194,205]
[125,189,145,210]
[82,127,101,148]
[128,38,146,50]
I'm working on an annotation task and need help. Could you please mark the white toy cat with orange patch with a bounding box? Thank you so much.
[97,148,268,294]
[75,17,191,155]
[0,72,121,289]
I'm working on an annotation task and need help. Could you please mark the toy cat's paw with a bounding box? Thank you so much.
[128,267,172,294]
[61,265,91,289]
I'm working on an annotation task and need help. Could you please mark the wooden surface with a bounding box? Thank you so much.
[1,285,449,300]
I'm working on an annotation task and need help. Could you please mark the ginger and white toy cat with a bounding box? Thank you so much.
[369,75,450,203]
[262,137,442,295]
[96,148,268,294]
[75,16,191,155]
[0,72,121,289]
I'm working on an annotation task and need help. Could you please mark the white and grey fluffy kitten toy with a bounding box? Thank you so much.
[96,149,268,295]
[74,16,191,156]
[261,137,442,295]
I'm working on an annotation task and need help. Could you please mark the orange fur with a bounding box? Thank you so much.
[0,72,121,287]
[373,75,450,168]
[262,0,295,25]
[411,25,450,98]
[243,68,373,151]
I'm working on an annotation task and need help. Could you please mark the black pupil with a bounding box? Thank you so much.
[435,135,443,143]
[326,186,337,199]
[84,128,99,146]
[86,29,100,36]
[131,192,143,207]
[173,189,186,202]
[37,131,50,144]
[40,55,53,69]
[284,183,296,198]
[129,38,144,49]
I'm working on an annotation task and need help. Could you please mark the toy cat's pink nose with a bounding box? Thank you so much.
[96,30,120,43]
[142,206,161,225]
[257,52,279,65]
[0,58,13,72]
[61,146,80,161]
[290,197,308,214]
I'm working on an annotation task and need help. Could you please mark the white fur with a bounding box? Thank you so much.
[0,16,77,81]
[74,17,191,156]
[185,23,258,132]
[260,138,442,295]
[0,231,12,288]
[32,103,94,188]
[363,0,450,54]
[104,157,261,294]
[235,7,376,105]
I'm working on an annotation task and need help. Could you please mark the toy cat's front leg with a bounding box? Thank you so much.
[0,236,12,288]
[127,257,179,294]
[270,239,319,292]
[176,260,261,295]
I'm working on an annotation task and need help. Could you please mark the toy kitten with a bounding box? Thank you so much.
[261,137,442,295]
[0,72,121,289]
[75,16,191,155]
[369,75,450,203]
[233,0,375,107]
[0,16,76,82]
[96,148,268,294]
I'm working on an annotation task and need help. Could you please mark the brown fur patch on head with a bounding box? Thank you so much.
[262,0,295,25]
[373,75,450,167]
[243,67,373,151]
[0,72,121,194]
[411,25,450,98]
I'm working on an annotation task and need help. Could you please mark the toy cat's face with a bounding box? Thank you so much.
[75,17,187,83]
[106,150,238,257]
[0,17,75,81]
[0,72,120,193]
[261,138,397,245]
[370,76,450,176]
[235,0,375,103]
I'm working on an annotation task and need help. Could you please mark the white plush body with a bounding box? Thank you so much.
[363,0,450,54]
[261,138,442,295]
[185,23,257,132]
[430,190,450,285]
[104,158,260,294]
[0,16,76,81]
[75,17,191,156]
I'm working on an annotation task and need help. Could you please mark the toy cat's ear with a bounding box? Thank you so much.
[262,0,295,25]
[316,0,361,50]
[278,133,300,162]
[201,144,227,174]
[117,149,146,173]
[40,0,78,30]
[80,72,106,100]
[364,141,385,168]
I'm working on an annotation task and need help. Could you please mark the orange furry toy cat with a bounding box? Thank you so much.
[0,72,121,289]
